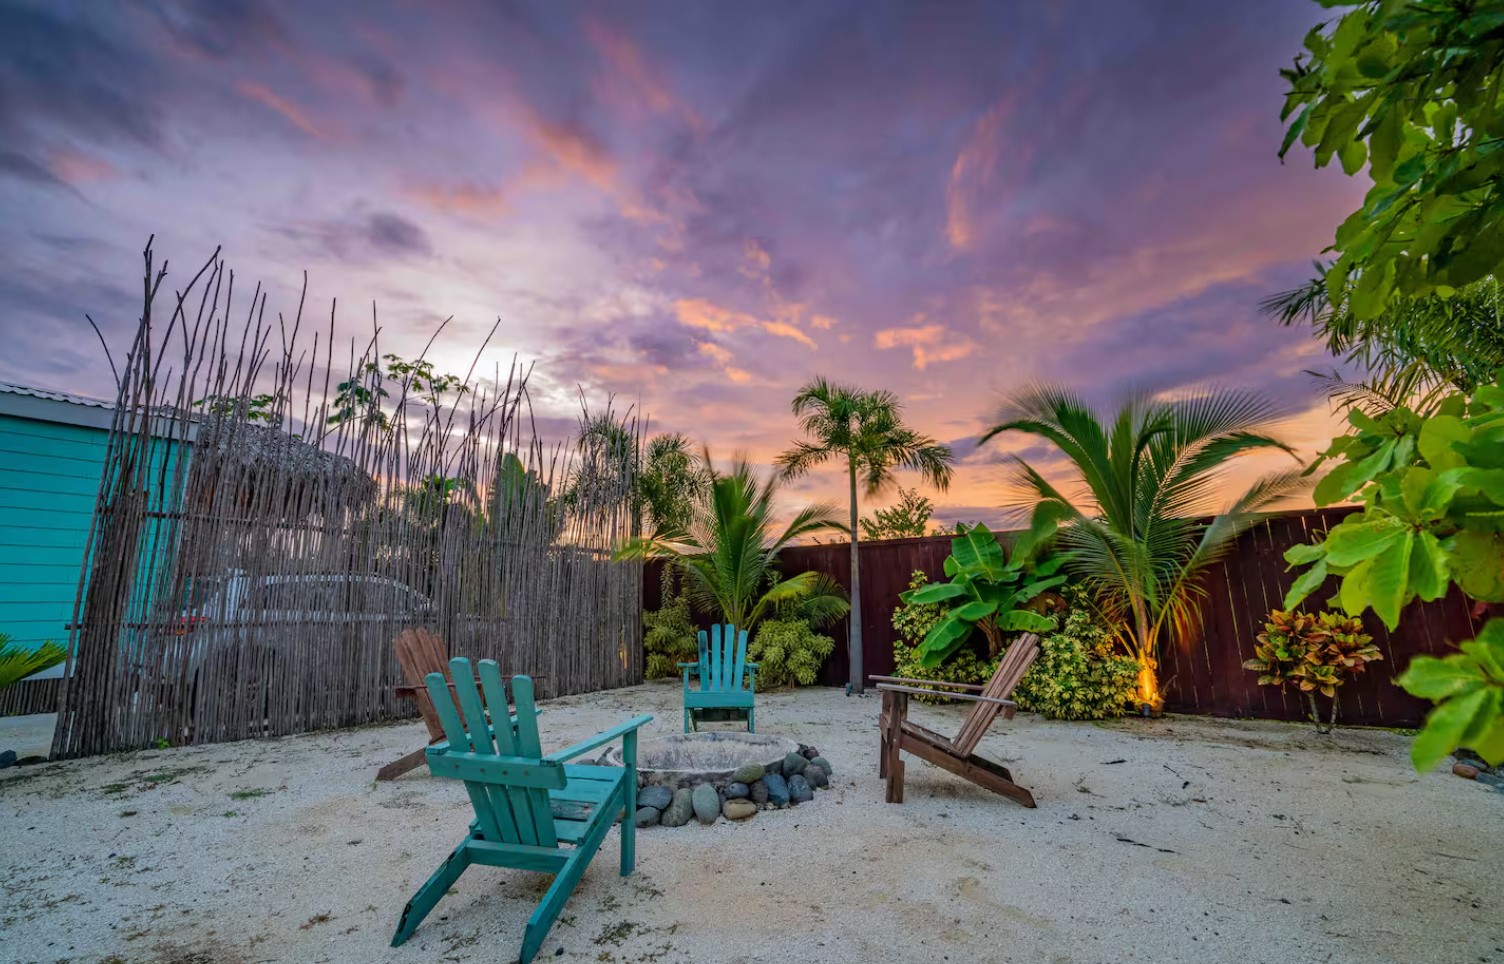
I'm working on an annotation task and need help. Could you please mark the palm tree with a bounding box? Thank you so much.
[1263,269,1504,413]
[637,433,711,537]
[616,456,850,632]
[980,385,1303,709]
[776,377,954,693]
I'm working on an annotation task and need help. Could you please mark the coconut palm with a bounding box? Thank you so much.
[980,385,1304,708]
[616,455,849,633]
[775,377,954,693]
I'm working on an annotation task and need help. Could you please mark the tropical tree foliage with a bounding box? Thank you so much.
[616,456,850,633]
[1280,376,1504,768]
[565,411,639,517]
[1263,271,1504,412]
[776,377,953,692]
[981,385,1303,707]
[637,433,712,536]
[899,523,1063,666]
[643,568,699,679]
[859,487,935,540]
[564,417,711,537]
[1279,0,1504,315]
[328,353,468,429]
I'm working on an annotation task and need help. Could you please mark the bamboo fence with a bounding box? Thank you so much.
[52,242,642,758]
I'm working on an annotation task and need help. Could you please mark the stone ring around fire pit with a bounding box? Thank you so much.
[599,731,835,828]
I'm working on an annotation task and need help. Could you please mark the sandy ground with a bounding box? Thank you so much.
[0,713,53,762]
[2,681,1500,964]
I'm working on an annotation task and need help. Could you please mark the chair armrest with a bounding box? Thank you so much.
[676,662,699,668]
[745,662,760,669]
[875,682,1017,708]
[868,675,984,692]
[545,715,654,763]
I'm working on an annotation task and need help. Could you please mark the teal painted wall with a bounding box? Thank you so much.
[0,414,109,670]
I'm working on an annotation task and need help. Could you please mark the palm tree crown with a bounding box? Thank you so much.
[776,376,954,693]
[777,377,954,494]
[981,384,1304,706]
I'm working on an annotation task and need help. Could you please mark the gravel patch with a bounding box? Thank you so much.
[2,681,1500,963]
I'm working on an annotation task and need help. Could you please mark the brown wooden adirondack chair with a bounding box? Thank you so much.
[872,632,1041,808]
[375,629,546,781]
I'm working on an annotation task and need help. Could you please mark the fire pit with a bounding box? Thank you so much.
[600,731,834,828]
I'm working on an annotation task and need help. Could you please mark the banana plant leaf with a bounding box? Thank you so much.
[899,523,1062,667]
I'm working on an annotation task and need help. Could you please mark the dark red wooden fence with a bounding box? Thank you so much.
[647,507,1488,727]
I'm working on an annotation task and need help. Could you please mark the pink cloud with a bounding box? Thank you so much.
[46,147,116,184]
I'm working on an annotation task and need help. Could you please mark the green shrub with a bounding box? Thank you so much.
[749,618,834,688]
[891,571,997,702]
[892,570,943,648]
[1014,600,1139,721]
[643,571,698,679]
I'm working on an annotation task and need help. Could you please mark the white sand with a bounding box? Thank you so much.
[2,681,1500,964]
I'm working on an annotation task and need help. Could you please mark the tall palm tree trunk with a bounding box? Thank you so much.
[848,458,863,694]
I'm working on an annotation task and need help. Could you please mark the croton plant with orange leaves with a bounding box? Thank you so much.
[1244,610,1383,732]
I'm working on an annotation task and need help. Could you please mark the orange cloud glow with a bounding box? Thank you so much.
[946,96,1022,251]
[674,298,818,349]
[874,322,976,369]
[237,81,324,138]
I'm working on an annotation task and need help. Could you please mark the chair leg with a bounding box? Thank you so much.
[391,839,471,947]
[747,704,755,733]
[376,745,428,782]
[521,803,618,963]
[885,693,907,805]
[620,735,637,877]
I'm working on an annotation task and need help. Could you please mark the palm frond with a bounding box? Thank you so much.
[0,634,68,690]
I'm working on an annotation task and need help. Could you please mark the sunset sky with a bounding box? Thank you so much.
[0,0,1365,528]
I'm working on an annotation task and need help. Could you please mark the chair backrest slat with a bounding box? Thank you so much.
[952,634,1040,757]
[474,661,525,841]
[709,625,723,691]
[696,624,750,694]
[451,658,494,754]
[396,628,447,685]
[396,629,450,741]
[507,676,556,847]
[427,661,559,850]
[731,626,747,692]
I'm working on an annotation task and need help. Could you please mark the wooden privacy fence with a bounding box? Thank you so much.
[50,244,642,758]
[646,508,1487,727]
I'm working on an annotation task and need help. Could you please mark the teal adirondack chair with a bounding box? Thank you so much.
[391,659,651,963]
[680,623,757,732]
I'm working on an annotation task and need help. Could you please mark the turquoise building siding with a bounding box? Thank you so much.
[0,384,116,678]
